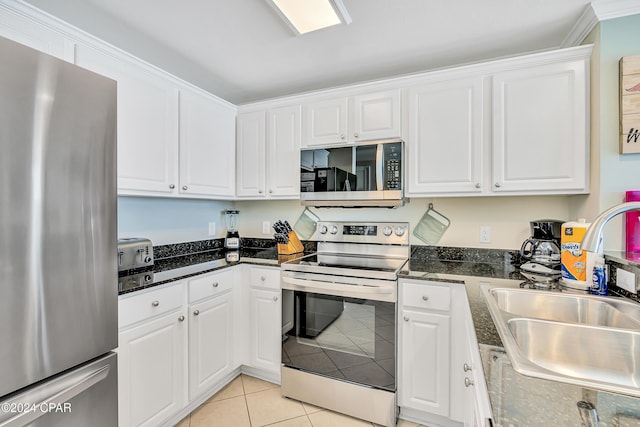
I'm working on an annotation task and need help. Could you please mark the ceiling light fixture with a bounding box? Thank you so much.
[266,0,352,35]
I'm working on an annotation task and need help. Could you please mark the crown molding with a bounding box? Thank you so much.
[562,0,640,47]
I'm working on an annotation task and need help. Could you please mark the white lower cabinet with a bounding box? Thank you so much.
[118,283,187,427]
[248,266,282,376]
[399,280,451,419]
[187,269,235,400]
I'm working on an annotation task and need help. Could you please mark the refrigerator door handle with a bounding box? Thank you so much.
[0,364,110,427]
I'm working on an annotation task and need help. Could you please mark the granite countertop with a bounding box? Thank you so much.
[120,245,640,425]
[403,259,640,427]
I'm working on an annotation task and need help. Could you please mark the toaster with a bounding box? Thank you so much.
[117,238,154,272]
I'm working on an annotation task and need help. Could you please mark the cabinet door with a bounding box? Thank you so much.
[118,310,186,427]
[302,97,348,147]
[492,60,587,193]
[76,44,179,195]
[179,90,236,197]
[399,309,450,417]
[188,291,233,400]
[249,288,281,373]
[267,105,301,197]
[0,5,75,62]
[406,77,484,195]
[236,111,266,197]
[351,89,401,142]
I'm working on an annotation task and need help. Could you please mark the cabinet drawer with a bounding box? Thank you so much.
[188,268,234,303]
[402,282,451,311]
[250,266,280,290]
[119,283,184,329]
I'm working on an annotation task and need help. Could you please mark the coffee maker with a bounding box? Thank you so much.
[519,219,563,276]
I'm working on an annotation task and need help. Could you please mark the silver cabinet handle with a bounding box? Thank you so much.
[340,134,345,140]
[212,282,219,288]
[475,183,481,189]
[151,300,159,307]
[193,310,200,316]
[261,276,266,281]
[169,184,175,189]
[258,189,263,194]
[273,296,278,301]
[354,133,359,138]
[182,185,188,190]
[495,182,501,188]
[178,315,185,322]
[465,377,474,387]
[422,296,429,301]
[403,316,409,322]
[464,363,472,372]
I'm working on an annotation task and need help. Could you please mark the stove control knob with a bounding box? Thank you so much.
[383,226,393,236]
[319,225,328,234]
[329,225,339,235]
[395,226,406,237]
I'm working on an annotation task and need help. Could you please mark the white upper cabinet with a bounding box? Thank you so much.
[351,89,401,142]
[76,44,180,196]
[303,97,349,147]
[267,105,302,197]
[0,4,75,62]
[491,59,588,193]
[236,106,301,199]
[406,77,484,195]
[236,111,266,197]
[179,90,236,198]
[302,90,401,147]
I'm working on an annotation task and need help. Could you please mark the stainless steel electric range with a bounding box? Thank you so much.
[280,221,410,427]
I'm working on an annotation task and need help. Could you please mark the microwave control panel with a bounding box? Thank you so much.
[383,142,402,190]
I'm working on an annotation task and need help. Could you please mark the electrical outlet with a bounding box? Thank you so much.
[262,221,271,235]
[208,222,216,236]
[617,268,637,294]
[480,226,491,243]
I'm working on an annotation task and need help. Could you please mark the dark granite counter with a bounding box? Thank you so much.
[402,258,640,427]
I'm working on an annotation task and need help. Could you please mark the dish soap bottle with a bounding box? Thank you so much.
[591,255,607,296]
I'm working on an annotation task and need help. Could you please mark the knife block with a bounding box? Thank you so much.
[277,231,305,255]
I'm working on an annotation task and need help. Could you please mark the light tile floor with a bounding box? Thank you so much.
[175,374,428,427]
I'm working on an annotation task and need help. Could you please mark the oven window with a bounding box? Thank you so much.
[282,290,396,392]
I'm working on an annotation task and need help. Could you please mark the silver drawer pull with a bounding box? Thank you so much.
[403,316,409,322]
[151,300,159,307]
[422,296,429,301]
[464,363,472,372]
[261,276,266,281]
[193,310,200,316]
[273,296,278,301]
[465,377,474,387]
[212,282,219,288]
[178,315,185,322]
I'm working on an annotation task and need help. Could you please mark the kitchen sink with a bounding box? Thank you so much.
[490,288,640,329]
[483,287,640,397]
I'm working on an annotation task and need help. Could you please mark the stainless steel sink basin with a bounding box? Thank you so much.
[508,318,640,392]
[482,287,640,397]
[490,288,640,329]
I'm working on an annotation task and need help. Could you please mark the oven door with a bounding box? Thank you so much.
[281,272,396,392]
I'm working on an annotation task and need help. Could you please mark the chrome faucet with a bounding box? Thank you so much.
[581,202,640,255]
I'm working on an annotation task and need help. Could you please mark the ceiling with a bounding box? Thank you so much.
[24,0,593,105]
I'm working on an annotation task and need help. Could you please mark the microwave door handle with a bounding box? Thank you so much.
[376,144,384,191]
[281,276,392,296]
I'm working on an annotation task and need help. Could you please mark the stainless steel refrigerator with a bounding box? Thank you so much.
[0,36,118,426]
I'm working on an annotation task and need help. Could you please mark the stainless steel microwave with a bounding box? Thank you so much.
[300,139,406,207]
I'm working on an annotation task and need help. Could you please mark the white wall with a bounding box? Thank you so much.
[118,197,234,245]
[236,196,572,250]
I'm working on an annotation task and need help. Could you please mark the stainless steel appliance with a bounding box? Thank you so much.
[117,237,154,272]
[520,219,563,276]
[0,36,117,426]
[281,221,409,427]
[300,139,406,207]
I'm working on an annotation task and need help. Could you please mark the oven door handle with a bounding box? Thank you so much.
[281,276,393,296]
